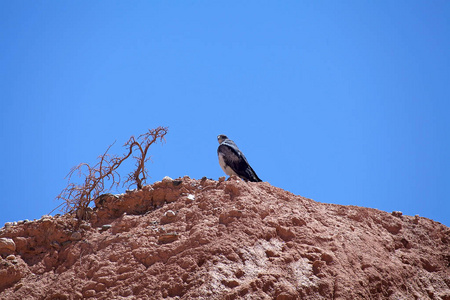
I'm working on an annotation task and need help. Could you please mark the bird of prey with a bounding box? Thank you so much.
[217,134,262,182]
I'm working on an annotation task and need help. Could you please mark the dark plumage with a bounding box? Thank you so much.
[217,134,262,182]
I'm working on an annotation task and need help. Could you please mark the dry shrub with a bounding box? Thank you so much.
[54,126,168,214]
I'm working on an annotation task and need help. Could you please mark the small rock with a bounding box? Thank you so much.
[219,176,226,183]
[235,269,245,278]
[219,209,243,225]
[83,290,96,298]
[275,226,295,241]
[165,210,176,218]
[222,279,239,288]
[161,210,177,225]
[266,249,280,258]
[321,252,334,264]
[392,211,403,218]
[0,237,16,254]
[70,232,82,241]
[80,222,91,230]
[158,232,179,244]
[276,292,296,300]
[6,255,16,260]
[100,224,112,231]
[40,217,52,224]
[292,217,307,226]
[384,222,402,235]
[95,193,118,208]
[4,222,13,228]
[187,194,195,201]
[162,176,173,182]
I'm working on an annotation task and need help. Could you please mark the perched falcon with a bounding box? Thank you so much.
[217,134,262,182]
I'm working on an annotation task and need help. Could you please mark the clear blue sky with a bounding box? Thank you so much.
[1,1,449,227]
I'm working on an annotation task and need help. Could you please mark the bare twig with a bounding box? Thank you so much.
[124,127,168,189]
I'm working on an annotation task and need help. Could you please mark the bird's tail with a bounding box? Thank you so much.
[246,167,262,182]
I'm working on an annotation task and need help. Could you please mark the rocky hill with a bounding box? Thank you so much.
[1,176,449,299]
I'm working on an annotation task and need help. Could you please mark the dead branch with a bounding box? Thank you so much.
[123,127,168,189]
[54,126,168,214]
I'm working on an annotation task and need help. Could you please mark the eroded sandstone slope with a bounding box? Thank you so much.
[1,176,449,299]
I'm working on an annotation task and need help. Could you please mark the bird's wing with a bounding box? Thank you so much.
[218,144,251,178]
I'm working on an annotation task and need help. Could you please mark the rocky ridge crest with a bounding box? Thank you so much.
[1,176,449,299]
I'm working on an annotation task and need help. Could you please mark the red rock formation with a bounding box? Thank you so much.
[1,176,449,299]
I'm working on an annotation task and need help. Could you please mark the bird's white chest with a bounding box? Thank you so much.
[218,152,238,176]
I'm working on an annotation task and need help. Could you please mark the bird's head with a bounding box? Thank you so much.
[217,134,228,144]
